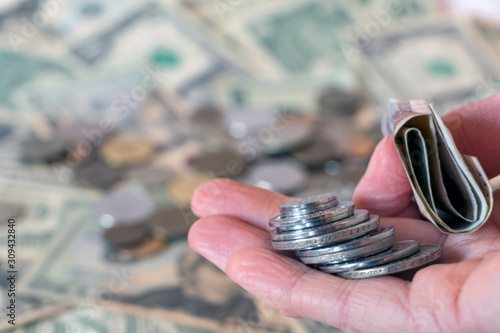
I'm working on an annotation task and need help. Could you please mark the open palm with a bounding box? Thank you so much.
[189,94,500,333]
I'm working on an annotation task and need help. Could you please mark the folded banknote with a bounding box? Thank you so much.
[384,99,493,234]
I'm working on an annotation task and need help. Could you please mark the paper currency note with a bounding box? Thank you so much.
[5,303,221,333]
[69,2,221,95]
[388,99,493,234]
[210,0,358,79]
[361,19,500,113]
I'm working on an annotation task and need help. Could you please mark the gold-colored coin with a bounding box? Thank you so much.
[100,134,155,168]
[168,173,213,206]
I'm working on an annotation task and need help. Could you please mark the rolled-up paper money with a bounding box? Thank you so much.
[386,99,493,234]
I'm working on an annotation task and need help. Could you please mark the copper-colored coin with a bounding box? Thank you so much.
[100,134,155,168]
[168,173,212,206]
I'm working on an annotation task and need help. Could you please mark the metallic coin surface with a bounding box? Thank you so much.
[271,210,369,241]
[103,224,150,248]
[272,215,380,251]
[262,118,315,155]
[74,160,121,188]
[241,159,308,195]
[149,207,197,240]
[224,108,276,139]
[269,201,355,230]
[187,150,247,176]
[280,192,337,212]
[300,232,395,265]
[281,199,339,218]
[100,134,155,168]
[21,137,67,162]
[336,244,442,279]
[168,173,213,206]
[106,237,166,262]
[297,225,395,257]
[317,88,364,116]
[319,240,419,273]
[128,166,172,185]
[96,190,156,228]
[291,139,345,167]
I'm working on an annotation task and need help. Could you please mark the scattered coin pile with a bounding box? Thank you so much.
[270,193,442,279]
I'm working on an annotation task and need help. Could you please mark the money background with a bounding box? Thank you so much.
[0,0,499,331]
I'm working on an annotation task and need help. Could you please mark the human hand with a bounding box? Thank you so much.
[188,94,500,333]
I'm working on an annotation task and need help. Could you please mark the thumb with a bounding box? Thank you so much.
[353,136,413,217]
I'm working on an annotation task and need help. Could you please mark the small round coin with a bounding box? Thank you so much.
[149,207,197,240]
[299,228,395,265]
[100,134,155,168]
[241,159,308,195]
[336,244,442,279]
[291,139,345,167]
[296,225,395,257]
[318,240,418,272]
[272,215,380,251]
[103,224,150,248]
[74,159,122,188]
[128,166,172,185]
[271,209,369,241]
[96,190,156,228]
[187,150,247,177]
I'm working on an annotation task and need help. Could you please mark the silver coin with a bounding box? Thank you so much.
[96,190,156,228]
[319,240,419,273]
[240,159,308,195]
[262,120,315,155]
[269,201,354,230]
[225,108,276,139]
[281,199,339,218]
[280,192,337,212]
[271,210,369,241]
[74,160,122,188]
[297,225,395,257]
[104,224,150,248]
[299,228,395,265]
[272,215,380,251]
[336,244,442,279]
[128,166,172,185]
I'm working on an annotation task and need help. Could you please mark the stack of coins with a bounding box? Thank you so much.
[270,193,442,279]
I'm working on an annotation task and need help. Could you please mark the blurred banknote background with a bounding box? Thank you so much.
[0,0,499,331]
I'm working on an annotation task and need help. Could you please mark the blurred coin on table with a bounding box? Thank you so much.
[74,159,122,189]
[21,136,67,163]
[187,150,247,177]
[128,166,172,186]
[239,159,308,195]
[317,88,365,116]
[224,107,277,139]
[100,134,155,168]
[149,207,197,241]
[168,172,213,206]
[261,115,316,155]
[96,189,156,228]
[103,224,150,248]
[105,237,166,263]
[291,138,345,168]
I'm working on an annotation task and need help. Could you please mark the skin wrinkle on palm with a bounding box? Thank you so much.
[189,93,500,332]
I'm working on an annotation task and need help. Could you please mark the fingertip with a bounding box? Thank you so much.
[191,178,236,216]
